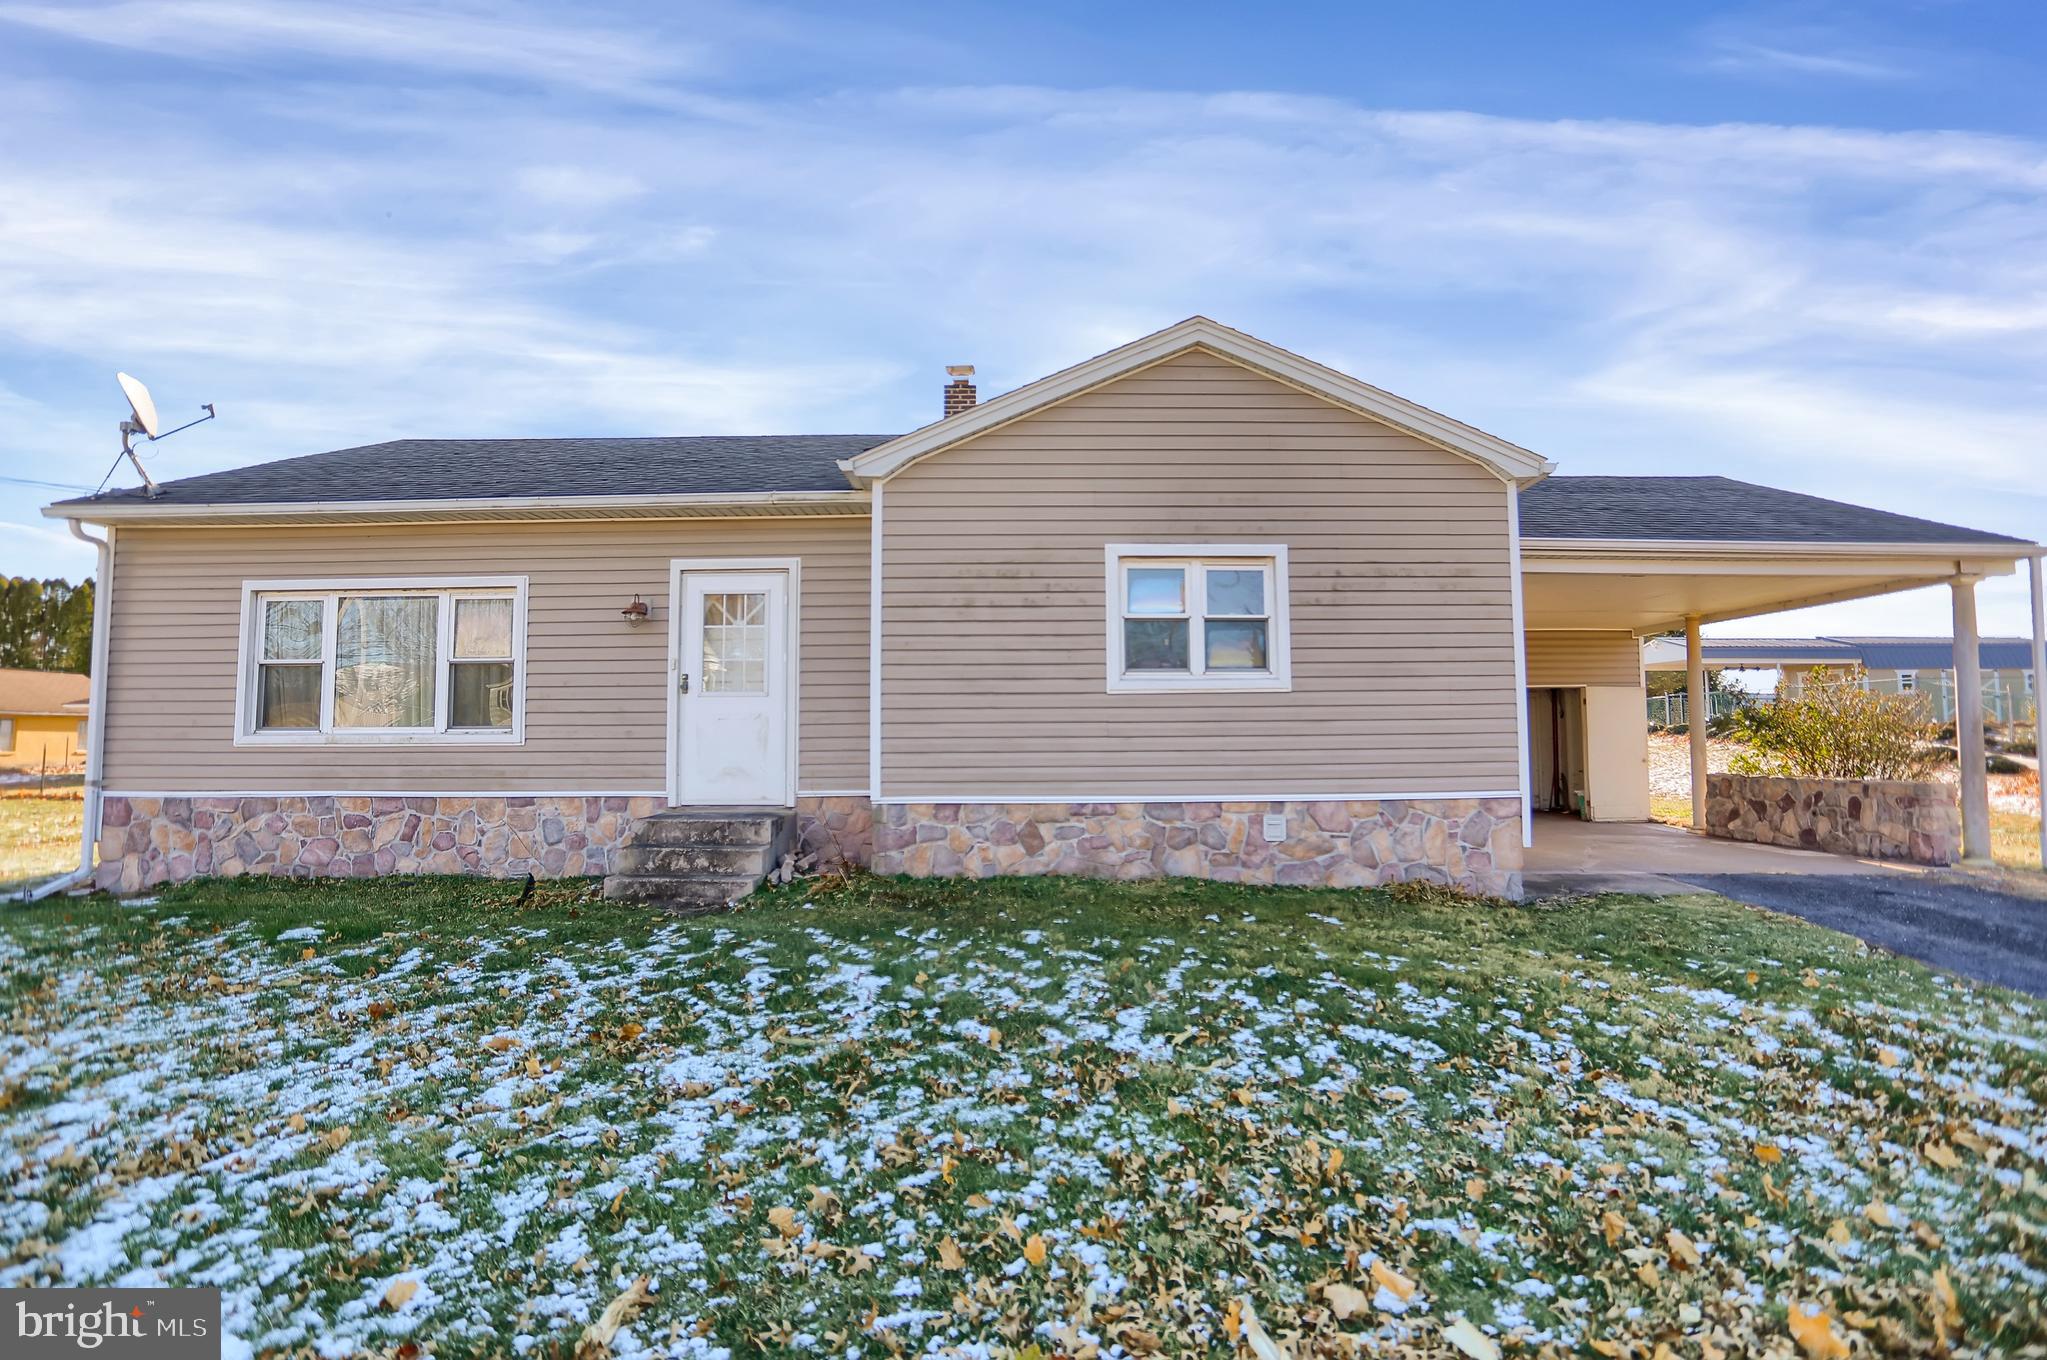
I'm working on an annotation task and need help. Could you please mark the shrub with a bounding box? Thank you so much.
[1987,753,2028,775]
[1727,667,1936,781]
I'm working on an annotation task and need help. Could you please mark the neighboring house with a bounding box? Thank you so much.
[1642,636,2038,723]
[0,667,89,771]
[42,318,2045,899]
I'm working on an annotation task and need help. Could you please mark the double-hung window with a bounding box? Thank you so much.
[239,578,526,743]
[1105,544,1290,692]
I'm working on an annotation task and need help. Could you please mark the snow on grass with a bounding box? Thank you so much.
[1,874,2043,1357]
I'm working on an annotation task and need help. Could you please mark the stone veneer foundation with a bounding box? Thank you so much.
[1704,773,1961,865]
[871,798,1524,898]
[95,793,879,892]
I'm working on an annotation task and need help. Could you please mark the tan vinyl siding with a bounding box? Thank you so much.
[878,349,1520,797]
[1525,631,1642,688]
[103,517,869,793]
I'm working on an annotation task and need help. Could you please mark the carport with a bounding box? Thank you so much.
[1515,476,2046,866]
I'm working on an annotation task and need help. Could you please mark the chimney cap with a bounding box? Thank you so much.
[946,364,975,378]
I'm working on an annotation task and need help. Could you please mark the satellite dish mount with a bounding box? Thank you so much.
[115,372,216,498]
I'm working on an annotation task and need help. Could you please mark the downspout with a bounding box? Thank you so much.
[19,520,112,900]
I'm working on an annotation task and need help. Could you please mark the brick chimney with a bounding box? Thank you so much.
[943,364,977,417]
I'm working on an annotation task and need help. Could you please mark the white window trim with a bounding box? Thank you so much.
[1103,543,1291,694]
[1897,669,1916,693]
[234,576,529,747]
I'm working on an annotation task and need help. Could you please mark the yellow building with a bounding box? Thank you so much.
[0,668,89,772]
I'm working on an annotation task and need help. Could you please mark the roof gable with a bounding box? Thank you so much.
[841,316,1553,486]
[0,667,90,715]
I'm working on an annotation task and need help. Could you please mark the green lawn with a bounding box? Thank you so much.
[2,874,2042,1357]
[0,795,81,892]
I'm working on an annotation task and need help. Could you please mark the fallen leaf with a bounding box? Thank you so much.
[1786,1301,1849,1360]
[482,1034,518,1052]
[1441,1318,1501,1360]
[382,1278,418,1311]
[300,946,317,961]
[936,1237,966,1271]
[1877,1046,1902,1067]
[1864,1199,1896,1229]
[1923,1141,1959,1170]
[618,1022,644,1043]
[1601,1210,1627,1247]
[1754,1142,1784,1164]
[579,1275,654,1355]
[1371,1259,1417,1302]
[1022,1234,1046,1267]
[1931,1266,1961,1327]
[1666,1229,1701,1269]
[1237,1299,1284,1360]
[1465,1177,1487,1201]
[766,1205,801,1239]
[1324,1281,1369,1320]
[1635,1260,1661,1288]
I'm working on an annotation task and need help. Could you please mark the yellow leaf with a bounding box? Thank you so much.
[1465,1177,1487,1201]
[1877,1046,1902,1067]
[1022,1234,1047,1267]
[1323,1281,1370,1320]
[1924,1141,1959,1170]
[936,1237,966,1271]
[1601,1210,1627,1247]
[1588,1342,1623,1358]
[1441,1318,1501,1360]
[1825,1219,1851,1244]
[1754,1141,1784,1164]
[483,1034,517,1052]
[619,1021,644,1042]
[1325,1147,1344,1179]
[300,946,317,961]
[1864,1199,1896,1229]
[525,1055,543,1078]
[580,1275,654,1355]
[1800,968,1821,988]
[1635,1260,1661,1288]
[382,1278,418,1311]
[1931,1266,1960,1326]
[287,1113,306,1133]
[1222,1298,1242,1343]
[1666,1229,1701,1269]
[1371,1258,1417,1302]
[1745,970,1759,986]
[1786,1301,1849,1360]
[767,1205,801,1239]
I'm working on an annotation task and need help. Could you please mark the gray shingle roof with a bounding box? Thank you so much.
[1699,637,2038,671]
[1519,475,2029,546]
[52,435,893,507]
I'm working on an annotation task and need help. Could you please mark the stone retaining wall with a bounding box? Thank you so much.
[795,795,874,869]
[1703,773,1961,865]
[871,798,1524,898]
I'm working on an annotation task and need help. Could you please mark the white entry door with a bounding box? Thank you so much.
[674,570,792,805]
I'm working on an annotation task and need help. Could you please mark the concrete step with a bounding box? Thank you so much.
[601,873,762,913]
[626,810,787,848]
[612,842,775,877]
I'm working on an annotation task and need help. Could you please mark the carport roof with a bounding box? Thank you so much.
[1518,476,2030,546]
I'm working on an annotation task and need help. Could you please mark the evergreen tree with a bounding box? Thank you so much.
[0,576,95,673]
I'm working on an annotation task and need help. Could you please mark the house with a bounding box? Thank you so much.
[0,667,89,772]
[1642,636,2037,724]
[42,318,2046,899]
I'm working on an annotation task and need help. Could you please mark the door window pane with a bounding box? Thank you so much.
[333,596,438,728]
[450,661,515,728]
[1124,619,1189,671]
[1205,620,1269,671]
[1205,568,1265,616]
[453,598,512,658]
[259,665,321,729]
[262,599,323,660]
[1125,567,1185,616]
[702,591,767,693]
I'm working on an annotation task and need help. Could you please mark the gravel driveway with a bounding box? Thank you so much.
[1674,872,2047,997]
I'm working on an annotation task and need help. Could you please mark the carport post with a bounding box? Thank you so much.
[2032,554,2046,873]
[1952,575,1993,865]
[1686,614,1708,830]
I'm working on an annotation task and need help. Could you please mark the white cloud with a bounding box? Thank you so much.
[0,21,2042,628]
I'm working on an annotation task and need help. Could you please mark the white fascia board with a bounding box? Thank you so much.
[42,489,871,526]
[1521,536,2040,560]
[842,316,1554,486]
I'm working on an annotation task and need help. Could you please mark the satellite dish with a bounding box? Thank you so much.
[117,372,160,438]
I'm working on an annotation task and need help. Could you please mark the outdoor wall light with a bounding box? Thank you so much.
[621,594,650,625]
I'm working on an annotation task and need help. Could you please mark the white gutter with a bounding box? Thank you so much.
[1521,536,2042,560]
[13,520,112,901]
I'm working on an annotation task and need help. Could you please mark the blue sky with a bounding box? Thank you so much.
[3,0,2044,637]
